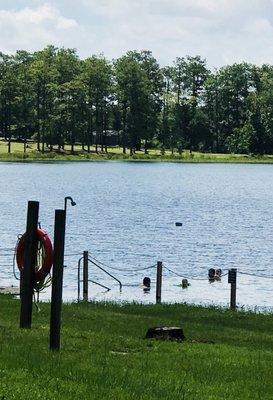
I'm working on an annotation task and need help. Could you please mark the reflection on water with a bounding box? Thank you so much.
[1,161,273,310]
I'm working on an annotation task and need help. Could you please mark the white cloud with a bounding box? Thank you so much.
[2,1,273,67]
[74,0,273,67]
[0,4,80,54]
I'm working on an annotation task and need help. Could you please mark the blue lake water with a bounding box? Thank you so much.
[1,161,273,309]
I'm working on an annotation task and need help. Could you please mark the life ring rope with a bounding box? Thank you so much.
[16,228,53,283]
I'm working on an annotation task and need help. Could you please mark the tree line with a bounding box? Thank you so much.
[1,45,273,155]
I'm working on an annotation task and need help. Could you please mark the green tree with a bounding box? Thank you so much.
[53,48,81,152]
[29,46,58,152]
[115,53,148,154]
[204,63,253,152]
[13,51,35,152]
[81,55,112,153]
[159,66,174,152]
[172,56,209,151]
[0,53,19,152]
[127,51,163,153]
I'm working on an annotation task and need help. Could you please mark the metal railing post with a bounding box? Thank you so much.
[83,251,89,301]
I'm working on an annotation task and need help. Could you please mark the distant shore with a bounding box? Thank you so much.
[1,140,273,163]
[1,150,273,164]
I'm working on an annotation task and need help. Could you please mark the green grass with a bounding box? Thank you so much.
[1,140,273,163]
[1,294,273,399]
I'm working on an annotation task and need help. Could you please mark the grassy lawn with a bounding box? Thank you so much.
[1,139,273,163]
[1,294,273,399]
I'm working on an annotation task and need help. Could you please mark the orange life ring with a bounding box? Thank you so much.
[16,228,53,283]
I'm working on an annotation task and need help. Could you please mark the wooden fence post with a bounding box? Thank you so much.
[156,261,163,304]
[228,268,237,311]
[50,209,66,351]
[20,201,39,329]
[83,251,89,301]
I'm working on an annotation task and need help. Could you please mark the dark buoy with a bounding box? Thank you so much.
[143,277,151,288]
[145,326,185,342]
[175,222,183,227]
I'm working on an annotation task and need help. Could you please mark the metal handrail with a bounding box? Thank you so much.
[88,258,122,292]
[78,278,110,291]
[88,279,110,291]
[77,255,122,302]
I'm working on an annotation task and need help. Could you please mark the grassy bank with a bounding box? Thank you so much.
[1,140,273,163]
[1,294,273,399]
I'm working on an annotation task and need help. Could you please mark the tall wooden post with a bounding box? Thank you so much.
[50,209,66,351]
[156,261,163,304]
[20,201,39,329]
[19,272,23,300]
[83,251,89,301]
[228,268,237,311]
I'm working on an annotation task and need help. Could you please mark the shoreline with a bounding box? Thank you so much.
[1,151,273,164]
[2,288,272,314]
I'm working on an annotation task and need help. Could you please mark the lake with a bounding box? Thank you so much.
[1,161,273,310]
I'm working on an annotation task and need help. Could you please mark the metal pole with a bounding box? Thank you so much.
[83,251,89,301]
[156,261,163,304]
[50,209,66,351]
[64,200,67,217]
[20,201,39,329]
[228,268,237,311]
[64,196,76,220]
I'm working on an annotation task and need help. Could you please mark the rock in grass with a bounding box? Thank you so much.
[145,326,185,342]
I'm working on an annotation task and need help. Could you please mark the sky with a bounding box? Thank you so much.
[1,0,273,68]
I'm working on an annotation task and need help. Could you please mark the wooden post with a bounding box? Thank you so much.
[83,251,89,301]
[77,258,81,303]
[156,261,163,304]
[228,268,237,311]
[20,201,39,329]
[19,272,23,300]
[50,209,66,351]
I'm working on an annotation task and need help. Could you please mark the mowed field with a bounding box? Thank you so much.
[1,139,273,163]
[0,295,273,399]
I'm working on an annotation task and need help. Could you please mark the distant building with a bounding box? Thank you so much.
[92,130,121,146]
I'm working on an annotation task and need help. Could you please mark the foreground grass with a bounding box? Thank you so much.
[1,295,273,399]
[1,140,273,163]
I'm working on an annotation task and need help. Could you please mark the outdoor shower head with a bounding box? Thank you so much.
[64,196,77,209]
